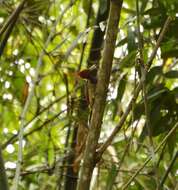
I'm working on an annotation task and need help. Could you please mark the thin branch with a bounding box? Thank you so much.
[2,95,66,149]
[122,122,178,190]
[0,0,26,36]
[97,84,141,156]
[58,0,77,24]
[136,1,156,180]
[11,4,67,190]
[146,17,172,69]
[23,109,66,139]
[8,166,54,179]
[97,16,172,158]
[117,120,138,171]
[156,141,167,169]
[57,74,72,190]
[0,0,26,57]
[105,120,139,190]
[158,151,178,189]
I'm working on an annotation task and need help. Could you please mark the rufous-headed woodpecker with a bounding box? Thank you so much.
[77,65,98,107]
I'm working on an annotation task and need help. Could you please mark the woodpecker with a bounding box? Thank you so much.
[77,65,97,84]
[77,65,98,107]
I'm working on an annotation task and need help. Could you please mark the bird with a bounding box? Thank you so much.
[77,65,97,84]
[77,65,98,107]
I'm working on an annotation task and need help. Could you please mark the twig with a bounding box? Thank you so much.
[158,151,178,189]
[23,109,66,138]
[104,121,139,189]
[8,166,54,179]
[57,74,72,190]
[2,95,66,149]
[146,17,172,69]
[156,141,167,169]
[97,84,141,156]
[0,0,26,57]
[0,0,26,36]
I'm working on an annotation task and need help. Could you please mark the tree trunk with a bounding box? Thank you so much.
[76,1,123,190]
[63,127,78,190]
[63,1,110,190]
[87,0,110,67]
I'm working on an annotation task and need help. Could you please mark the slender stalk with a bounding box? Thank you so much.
[136,0,156,172]
[158,151,178,189]
[58,74,74,190]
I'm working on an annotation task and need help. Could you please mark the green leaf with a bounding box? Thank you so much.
[152,115,174,136]
[143,8,160,16]
[11,70,26,102]
[127,26,136,53]
[171,87,178,98]
[161,38,178,58]
[162,0,178,15]
[116,74,127,102]
[120,50,137,68]
[140,0,149,13]
[141,87,168,104]
[48,141,55,166]
[147,66,163,83]
[116,37,127,47]
[112,74,127,120]
[164,70,178,78]
[82,0,91,15]
[136,175,156,189]
[167,131,176,157]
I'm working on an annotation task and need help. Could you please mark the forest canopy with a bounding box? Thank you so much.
[0,0,178,190]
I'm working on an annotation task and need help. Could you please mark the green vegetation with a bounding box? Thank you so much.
[0,0,177,190]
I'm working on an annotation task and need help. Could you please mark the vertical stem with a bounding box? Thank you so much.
[76,1,123,190]
[136,0,155,156]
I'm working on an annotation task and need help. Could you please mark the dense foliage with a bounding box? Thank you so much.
[0,0,177,190]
